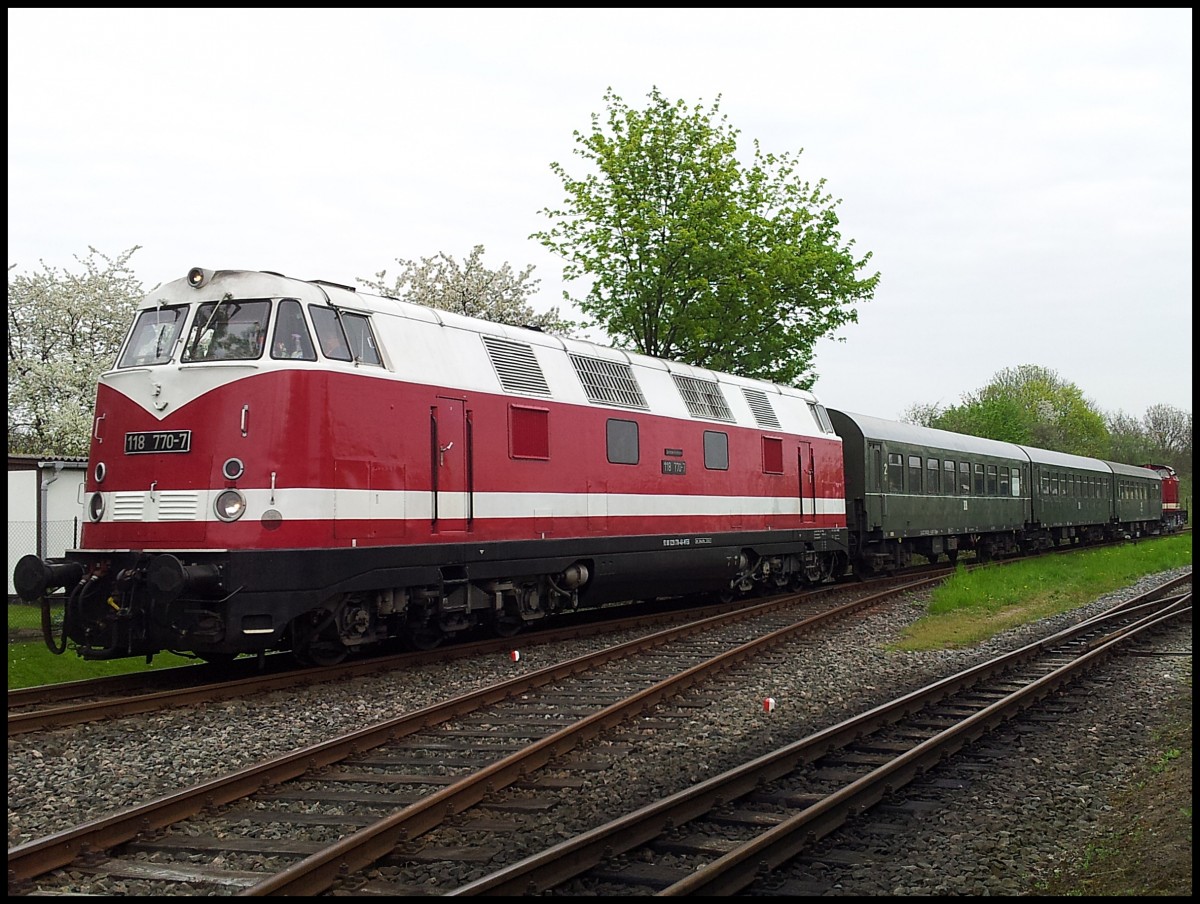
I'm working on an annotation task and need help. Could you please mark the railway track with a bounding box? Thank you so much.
[8,568,1187,896]
[7,571,944,735]
[8,574,944,894]
[449,581,1191,896]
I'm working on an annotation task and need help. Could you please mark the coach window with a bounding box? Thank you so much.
[999,467,1010,497]
[704,431,729,470]
[942,460,955,495]
[959,461,971,494]
[888,453,904,492]
[607,419,639,465]
[271,299,317,360]
[986,465,998,496]
[974,463,985,495]
[1011,468,1022,496]
[510,405,550,459]
[762,436,784,474]
[926,458,939,494]
[907,455,922,493]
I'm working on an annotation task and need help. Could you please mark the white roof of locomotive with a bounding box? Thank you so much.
[140,267,828,435]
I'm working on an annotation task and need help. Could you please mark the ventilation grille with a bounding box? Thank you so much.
[742,387,781,428]
[482,336,551,396]
[673,374,734,422]
[158,491,200,521]
[570,354,647,409]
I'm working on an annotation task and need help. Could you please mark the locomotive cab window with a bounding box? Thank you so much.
[807,402,835,434]
[181,299,270,362]
[310,306,382,366]
[607,418,640,465]
[271,299,317,360]
[119,304,188,367]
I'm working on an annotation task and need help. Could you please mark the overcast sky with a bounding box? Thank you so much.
[8,8,1192,421]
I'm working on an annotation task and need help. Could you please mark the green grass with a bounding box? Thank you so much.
[893,534,1191,651]
[8,601,195,688]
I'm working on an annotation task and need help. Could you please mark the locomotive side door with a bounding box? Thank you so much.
[432,396,469,532]
[797,441,816,523]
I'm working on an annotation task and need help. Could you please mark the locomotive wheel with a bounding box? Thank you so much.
[493,614,524,638]
[292,608,348,667]
[294,637,348,667]
[407,626,444,651]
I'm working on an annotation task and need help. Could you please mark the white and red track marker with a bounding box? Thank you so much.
[763,697,776,712]
[509,650,521,662]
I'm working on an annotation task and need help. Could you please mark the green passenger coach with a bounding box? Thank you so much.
[828,410,1031,571]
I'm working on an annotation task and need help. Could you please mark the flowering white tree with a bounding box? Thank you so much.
[358,245,575,335]
[7,247,146,456]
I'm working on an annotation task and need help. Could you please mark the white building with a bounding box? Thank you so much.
[7,455,87,599]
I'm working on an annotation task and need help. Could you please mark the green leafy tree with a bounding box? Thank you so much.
[1106,410,1150,464]
[7,247,146,456]
[904,364,1110,457]
[534,86,879,386]
[1108,404,1192,507]
[358,245,575,335]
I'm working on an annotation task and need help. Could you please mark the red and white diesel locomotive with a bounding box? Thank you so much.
[15,267,849,664]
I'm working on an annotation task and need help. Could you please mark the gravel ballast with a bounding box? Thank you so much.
[7,568,1192,895]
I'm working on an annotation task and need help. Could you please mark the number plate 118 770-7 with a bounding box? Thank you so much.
[124,430,192,454]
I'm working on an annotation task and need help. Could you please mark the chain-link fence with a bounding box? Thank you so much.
[8,519,76,640]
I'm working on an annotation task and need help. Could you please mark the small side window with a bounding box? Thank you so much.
[704,431,729,470]
[607,419,639,465]
[762,437,784,474]
[510,405,549,460]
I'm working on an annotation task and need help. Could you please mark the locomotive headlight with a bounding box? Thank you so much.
[87,492,105,522]
[214,489,247,522]
[187,267,209,288]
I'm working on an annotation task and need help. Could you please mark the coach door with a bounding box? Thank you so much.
[432,397,470,532]
[798,441,816,523]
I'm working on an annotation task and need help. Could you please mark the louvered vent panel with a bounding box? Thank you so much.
[742,387,781,428]
[672,374,734,422]
[158,491,200,521]
[570,354,648,409]
[111,493,145,521]
[482,336,551,396]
